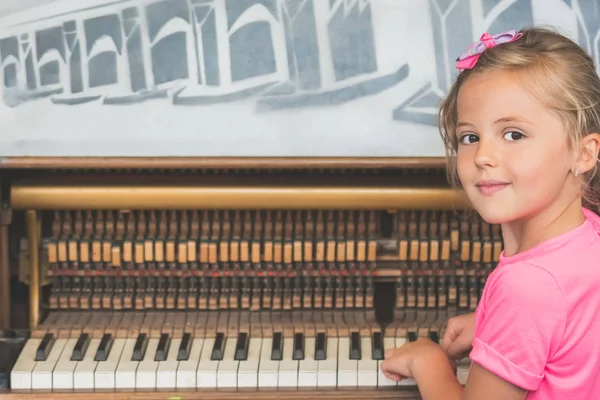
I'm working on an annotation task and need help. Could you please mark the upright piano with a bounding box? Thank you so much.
[0,0,504,396]
[0,157,498,399]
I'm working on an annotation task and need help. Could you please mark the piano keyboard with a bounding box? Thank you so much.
[10,311,471,391]
[5,204,490,396]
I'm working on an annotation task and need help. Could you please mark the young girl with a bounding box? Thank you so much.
[380,27,600,400]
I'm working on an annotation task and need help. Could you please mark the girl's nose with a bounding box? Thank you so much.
[473,139,498,169]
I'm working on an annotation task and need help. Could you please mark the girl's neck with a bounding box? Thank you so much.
[501,198,585,257]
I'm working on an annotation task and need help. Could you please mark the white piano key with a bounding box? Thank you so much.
[73,338,101,390]
[31,338,67,390]
[378,337,397,387]
[10,338,41,390]
[457,358,471,385]
[136,338,160,389]
[278,337,298,387]
[395,336,406,348]
[337,337,357,387]
[357,337,377,387]
[196,337,217,388]
[237,338,262,388]
[258,338,278,388]
[95,338,125,390]
[395,337,416,387]
[317,337,337,387]
[115,338,138,389]
[52,338,79,389]
[156,338,180,389]
[217,337,239,388]
[176,337,204,389]
[298,337,317,387]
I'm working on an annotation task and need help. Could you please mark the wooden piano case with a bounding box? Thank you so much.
[0,156,489,400]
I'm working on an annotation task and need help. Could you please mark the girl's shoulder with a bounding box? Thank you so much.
[498,208,600,271]
[583,207,600,232]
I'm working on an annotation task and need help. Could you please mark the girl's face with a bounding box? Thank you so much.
[455,69,578,225]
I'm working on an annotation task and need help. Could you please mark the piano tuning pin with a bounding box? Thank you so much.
[314,276,321,289]
[395,276,404,290]
[346,276,354,290]
[366,276,374,290]
[304,276,312,289]
[323,277,331,292]
[353,277,362,294]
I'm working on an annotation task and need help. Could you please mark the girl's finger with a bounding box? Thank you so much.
[441,327,459,350]
[382,370,403,382]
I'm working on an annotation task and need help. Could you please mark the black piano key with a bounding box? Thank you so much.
[350,331,361,360]
[371,332,384,360]
[0,332,27,389]
[35,333,55,362]
[292,332,304,361]
[408,331,418,342]
[234,332,249,361]
[428,330,440,344]
[132,333,148,361]
[211,332,225,361]
[315,332,327,361]
[0,341,10,389]
[155,333,171,361]
[95,334,113,362]
[177,333,192,361]
[271,332,283,361]
[71,333,91,361]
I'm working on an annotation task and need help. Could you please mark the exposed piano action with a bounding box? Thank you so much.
[0,168,495,399]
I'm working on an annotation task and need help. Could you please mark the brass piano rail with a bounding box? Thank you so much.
[11,184,466,210]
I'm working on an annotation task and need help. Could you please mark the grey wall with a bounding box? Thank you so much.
[0,0,597,157]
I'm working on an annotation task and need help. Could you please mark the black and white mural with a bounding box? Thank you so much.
[0,0,597,157]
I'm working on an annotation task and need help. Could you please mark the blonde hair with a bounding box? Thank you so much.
[439,26,600,212]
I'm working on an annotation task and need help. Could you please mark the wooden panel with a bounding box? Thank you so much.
[0,213,9,329]
[0,157,447,170]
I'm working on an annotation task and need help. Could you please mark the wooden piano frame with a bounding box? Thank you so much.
[0,156,467,400]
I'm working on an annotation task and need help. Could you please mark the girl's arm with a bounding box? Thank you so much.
[382,262,567,400]
[382,340,528,400]
[461,362,527,400]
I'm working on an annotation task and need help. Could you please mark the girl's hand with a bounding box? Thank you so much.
[442,312,476,359]
[380,338,454,382]
[380,338,529,400]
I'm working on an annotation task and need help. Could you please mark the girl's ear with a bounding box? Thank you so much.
[577,133,600,174]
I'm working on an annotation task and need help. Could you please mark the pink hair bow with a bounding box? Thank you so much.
[456,30,523,72]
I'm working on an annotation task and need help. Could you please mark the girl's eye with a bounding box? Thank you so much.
[504,131,525,141]
[459,134,479,144]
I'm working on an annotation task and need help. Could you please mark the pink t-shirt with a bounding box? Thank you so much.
[470,208,600,399]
